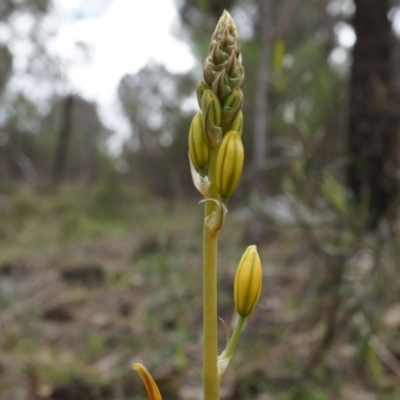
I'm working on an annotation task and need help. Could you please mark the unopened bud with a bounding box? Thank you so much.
[227,65,245,89]
[189,112,210,170]
[223,87,243,109]
[202,10,244,93]
[201,90,222,126]
[210,11,240,57]
[203,91,222,147]
[212,70,231,101]
[196,81,209,109]
[221,87,243,126]
[203,60,218,87]
[215,130,244,200]
[225,110,243,136]
[225,50,239,76]
[234,245,262,317]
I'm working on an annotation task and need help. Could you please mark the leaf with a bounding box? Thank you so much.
[273,39,285,74]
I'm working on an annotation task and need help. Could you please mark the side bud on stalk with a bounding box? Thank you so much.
[215,130,244,200]
[234,245,262,317]
[189,112,210,172]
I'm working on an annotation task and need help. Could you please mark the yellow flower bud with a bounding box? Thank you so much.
[188,112,210,170]
[234,245,262,317]
[215,130,244,200]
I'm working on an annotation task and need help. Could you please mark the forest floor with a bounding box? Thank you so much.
[1,183,400,400]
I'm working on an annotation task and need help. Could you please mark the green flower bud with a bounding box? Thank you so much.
[202,11,244,91]
[210,11,240,58]
[201,90,222,147]
[201,90,222,126]
[210,42,226,65]
[221,87,243,126]
[225,110,243,136]
[223,87,243,109]
[203,61,218,87]
[227,65,245,89]
[215,130,244,199]
[188,112,209,170]
[196,81,209,109]
[212,70,231,102]
[225,50,239,77]
[234,245,262,318]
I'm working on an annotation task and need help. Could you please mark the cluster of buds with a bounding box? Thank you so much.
[189,10,245,203]
[188,9,263,381]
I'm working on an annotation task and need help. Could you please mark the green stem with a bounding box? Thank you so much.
[203,147,220,400]
[203,204,219,400]
[224,315,246,359]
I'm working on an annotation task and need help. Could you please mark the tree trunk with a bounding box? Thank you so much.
[248,0,271,245]
[52,94,74,187]
[252,0,271,196]
[348,0,399,227]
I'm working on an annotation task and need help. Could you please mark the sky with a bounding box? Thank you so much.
[54,0,195,102]
[52,0,196,152]
[6,0,400,154]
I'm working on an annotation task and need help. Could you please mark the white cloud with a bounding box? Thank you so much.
[54,0,195,102]
[51,0,196,153]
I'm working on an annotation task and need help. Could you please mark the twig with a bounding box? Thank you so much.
[355,312,400,380]
[274,0,299,39]
[370,335,400,379]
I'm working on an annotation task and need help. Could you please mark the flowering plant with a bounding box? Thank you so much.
[134,11,263,400]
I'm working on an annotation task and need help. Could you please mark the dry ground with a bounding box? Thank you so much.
[1,185,400,399]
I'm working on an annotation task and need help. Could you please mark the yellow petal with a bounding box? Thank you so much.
[132,364,162,400]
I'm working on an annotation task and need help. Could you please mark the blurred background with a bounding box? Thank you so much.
[1,0,400,399]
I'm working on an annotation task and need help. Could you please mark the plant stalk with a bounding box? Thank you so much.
[203,146,220,400]
[203,204,219,400]
[224,315,246,359]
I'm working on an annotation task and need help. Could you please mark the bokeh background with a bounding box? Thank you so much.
[1,0,400,399]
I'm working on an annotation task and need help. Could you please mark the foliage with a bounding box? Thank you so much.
[0,0,400,398]
[118,62,197,197]
[1,184,400,399]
